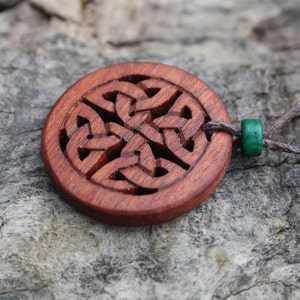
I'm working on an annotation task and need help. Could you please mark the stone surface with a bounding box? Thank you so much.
[0,1,47,52]
[0,0,299,299]
[0,0,22,9]
[29,0,84,22]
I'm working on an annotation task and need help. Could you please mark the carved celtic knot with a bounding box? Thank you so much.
[60,75,210,195]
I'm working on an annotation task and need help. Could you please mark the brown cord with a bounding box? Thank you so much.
[203,101,300,154]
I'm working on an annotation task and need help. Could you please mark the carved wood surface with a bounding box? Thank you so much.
[42,62,232,225]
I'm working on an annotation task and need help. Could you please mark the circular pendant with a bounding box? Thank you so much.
[42,62,232,226]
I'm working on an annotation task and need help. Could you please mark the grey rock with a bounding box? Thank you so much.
[0,0,22,8]
[29,0,84,22]
[0,0,299,299]
[0,1,48,52]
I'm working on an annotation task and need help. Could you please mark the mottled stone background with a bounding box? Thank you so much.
[0,0,299,299]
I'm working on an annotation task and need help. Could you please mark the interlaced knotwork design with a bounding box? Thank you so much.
[60,75,210,195]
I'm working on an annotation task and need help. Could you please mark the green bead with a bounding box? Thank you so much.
[241,119,263,156]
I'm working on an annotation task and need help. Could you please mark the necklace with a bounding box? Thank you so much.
[41,62,300,226]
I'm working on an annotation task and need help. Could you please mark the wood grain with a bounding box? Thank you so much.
[42,62,232,226]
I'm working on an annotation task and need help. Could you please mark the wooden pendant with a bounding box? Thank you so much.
[42,62,232,226]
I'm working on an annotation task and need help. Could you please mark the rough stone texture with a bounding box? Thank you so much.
[0,0,22,9]
[0,0,299,299]
[29,0,85,22]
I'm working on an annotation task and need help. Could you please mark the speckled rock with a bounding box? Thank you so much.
[29,0,85,22]
[0,1,299,299]
[0,0,22,9]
